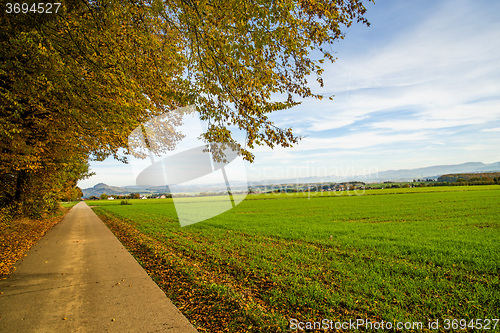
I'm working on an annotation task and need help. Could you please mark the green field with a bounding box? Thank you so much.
[90,186,500,332]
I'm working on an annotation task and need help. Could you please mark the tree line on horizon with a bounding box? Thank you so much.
[437,172,500,184]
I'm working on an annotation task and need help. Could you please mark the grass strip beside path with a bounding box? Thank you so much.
[97,209,284,332]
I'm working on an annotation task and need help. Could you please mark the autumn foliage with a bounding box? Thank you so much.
[0,205,73,276]
[1,0,371,217]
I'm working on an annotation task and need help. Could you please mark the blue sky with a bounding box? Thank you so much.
[78,0,500,188]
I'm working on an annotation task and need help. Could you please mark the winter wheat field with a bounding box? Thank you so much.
[91,185,500,332]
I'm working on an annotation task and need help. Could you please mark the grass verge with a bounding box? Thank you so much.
[0,201,78,277]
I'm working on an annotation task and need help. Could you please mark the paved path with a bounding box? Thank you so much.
[0,202,198,332]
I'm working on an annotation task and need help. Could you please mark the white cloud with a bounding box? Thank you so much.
[370,100,500,131]
[482,127,500,132]
[300,131,429,150]
[251,130,429,154]
[463,144,498,151]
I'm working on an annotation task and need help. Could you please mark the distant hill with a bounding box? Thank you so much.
[82,183,131,198]
[250,161,500,184]
[82,183,172,198]
[361,161,500,182]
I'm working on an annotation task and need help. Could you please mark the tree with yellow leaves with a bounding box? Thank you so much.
[0,0,371,216]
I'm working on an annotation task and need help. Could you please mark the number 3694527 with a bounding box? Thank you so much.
[5,3,62,14]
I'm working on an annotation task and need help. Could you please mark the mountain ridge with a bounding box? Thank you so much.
[248,161,500,185]
[81,161,500,197]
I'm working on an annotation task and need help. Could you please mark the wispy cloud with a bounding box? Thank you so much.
[482,127,500,132]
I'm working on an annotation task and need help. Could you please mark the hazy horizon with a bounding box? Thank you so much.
[80,160,500,189]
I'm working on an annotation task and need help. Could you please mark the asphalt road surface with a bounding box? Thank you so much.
[0,202,198,332]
